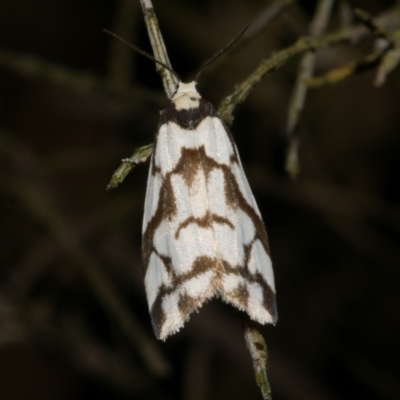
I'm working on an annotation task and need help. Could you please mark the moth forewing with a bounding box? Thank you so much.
[142,81,277,340]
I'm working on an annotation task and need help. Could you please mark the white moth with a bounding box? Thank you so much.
[142,80,277,340]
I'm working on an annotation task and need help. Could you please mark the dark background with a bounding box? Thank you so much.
[1,0,400,399]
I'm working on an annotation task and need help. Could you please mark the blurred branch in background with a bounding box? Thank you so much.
[307,7,400,88]
[285,0,334,179]
[218,28,347,124]
[0,48,164,108]
[0,129,170,377]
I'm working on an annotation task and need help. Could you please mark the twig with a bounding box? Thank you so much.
[306,48,387,88]
[285,0,334,179]
[353,8,392,39]
[107,144,153,190]
[307,8,400,88]
[244,0,296,40]
[375,44,400,86]
[107,0,177,190]
[139,0,177,98]
[353,8,400,87]
[243,316,272,400]
[218,30,347,125]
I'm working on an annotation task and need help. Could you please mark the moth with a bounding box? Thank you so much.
[106,29,277,340]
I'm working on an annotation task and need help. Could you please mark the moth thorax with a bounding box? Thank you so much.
[172,81,201,111]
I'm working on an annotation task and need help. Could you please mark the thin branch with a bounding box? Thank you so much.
[244,0,297,40]
[243,317,272,400]
[375,45,400,86]
[285,0,334,179]
[306,48,388,88]
[353,8,392,39]
[218,30,348,125]
[109,0,180,189]
[353,8,400,87]
[307,8,400,88]
[107,144,153,190]
[139,0,178,97]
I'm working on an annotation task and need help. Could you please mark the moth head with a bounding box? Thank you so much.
[171,81,201,111]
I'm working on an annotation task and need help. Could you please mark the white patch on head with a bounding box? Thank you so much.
[172,81,201,110]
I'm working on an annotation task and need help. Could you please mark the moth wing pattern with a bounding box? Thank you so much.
[142,82,277,340]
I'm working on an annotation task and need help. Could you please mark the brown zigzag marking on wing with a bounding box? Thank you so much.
[174,211,234,239]
[222,259,277,321]
[150,254,219,338]
[150,252,276,338]
[225,282,250,310]
[221,166,270,255]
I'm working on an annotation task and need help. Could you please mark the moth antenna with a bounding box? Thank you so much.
[103,29,181,82]
[194,25,249,82]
